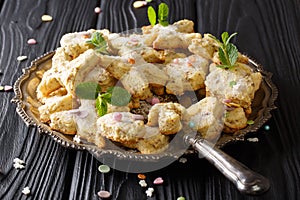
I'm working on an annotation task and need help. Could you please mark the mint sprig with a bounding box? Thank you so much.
[75,82,101,100]
[86,32,109,54]
[209,32,238,69]
[147,3,169,26]
[76,83,131,117]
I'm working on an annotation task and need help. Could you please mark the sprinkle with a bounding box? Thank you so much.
[0,70,2,75]
[173,58,179,64]
[133,1,147,8]
[97,190,111,198]
[41,14,53,22]
[113,112,122,121]
[94,7,101,14]
[22,186,30,195]
[145,0,152,2]
[247,120,255,125]
[264,125,270,131]
[0,86,4,91]
[137,173,146,179]
[4,85,13,91]
[27,38,37,45]
[177,197,186,200]
[73,135,81,143]
[13,158,26,169]
[98,164,110,173]
[145,187,154,197]
[153,177,164,185]
[139,180,147,187]
[17,56,28,61]
[151,97,160,105]
[178,157,187,164]
[229,81,237,88]
[188,121,195,128]
[247,137,259,142]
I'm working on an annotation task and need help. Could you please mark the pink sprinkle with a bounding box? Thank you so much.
[97,190,111,198]
[132,114,144,120]
[113,112,122,121]
[223,99,232,103]
[188,56,196,62]
[153,177,164,185]
[4,85,13,91]
[173,58,179,64]
[151,97,160,105]
[27,38,37,45]
[94,7,101,13]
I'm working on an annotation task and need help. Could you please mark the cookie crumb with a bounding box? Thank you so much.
[139,180,147,187]
[247,137,259,142]
[22,186,30,195]
[145,187,154,197]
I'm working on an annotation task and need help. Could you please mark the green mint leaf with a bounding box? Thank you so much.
[108,86,131,106]
[159,20,169,27]
[147,6,156,26]
[75,82,101,100]
[218,47,228,66]
[86,32,108,54]
[229,81,237,88]
[158,3,169,25]
[221,32,229,44]
[227,43,238,66]
[96,96,108,117]
[100,92,112,103]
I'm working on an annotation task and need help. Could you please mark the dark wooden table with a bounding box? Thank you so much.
[1,0,300,199]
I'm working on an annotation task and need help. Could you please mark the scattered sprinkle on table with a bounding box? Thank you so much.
[22,186,30,195]
[98,164,110,173]
[27,38,37,45]
[153,177,164,185]
[247,137,259,142]
[264,125,270,131]
[94,7,101,14]
[177,196,186,200]
[17,56,28,61]
[41,14,53,22]
[73,135,81,143]
[1,85,13,92]
[97,190,111,198]
[13,158,26,169]
[133,1,147,8]
[139,180,147,187]
[179,157,187,164]
[145,187,154,197]
[137,173,146,179]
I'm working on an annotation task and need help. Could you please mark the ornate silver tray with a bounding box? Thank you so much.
[12,51,278,162]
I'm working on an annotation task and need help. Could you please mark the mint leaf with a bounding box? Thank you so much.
[96,96,108,117]
[108,86,131,106]
[210,32,238,69]
[158,3,169,26]
[227,43,238,66]
[86,32,109,54]
[147,6,156,26]
[221,32,229,44]
[75,82,101,100]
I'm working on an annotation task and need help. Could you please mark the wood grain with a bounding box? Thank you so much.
[0,0,300,199]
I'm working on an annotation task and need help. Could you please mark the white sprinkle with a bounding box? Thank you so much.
[133,1,147,8]
[139,180,147,187]
[146,187,154,197]
[4,85,13,91]
[27,38,37,45]
[13,163,25,169]
[22,186,30,195]
[247,137,259,142]
[94,7,101,14]
[13,158,26,169]
[73,135,81,143]
[17,56,28,61]
[41,14,53,22]
[179,157,187,163]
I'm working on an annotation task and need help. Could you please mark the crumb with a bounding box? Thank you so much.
[145,187,154,197]
[13,158,25,169]
[73,135,81,143]
[139,180,147,187]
